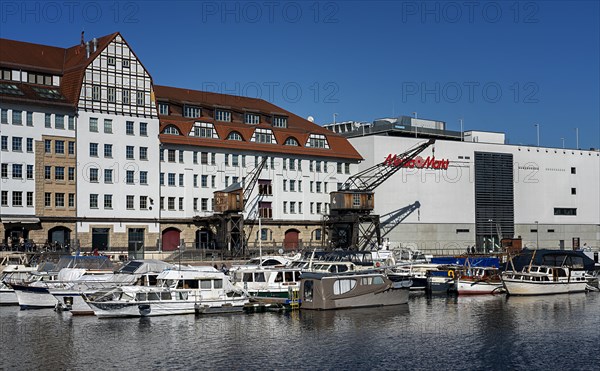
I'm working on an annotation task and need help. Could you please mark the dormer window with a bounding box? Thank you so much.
[227,131,243,141]
[1,69,11,80]
[159,103,169,115]
[273,116,288,128]
[252,128,276,144]
[163,125,180,135]
[306,134,329,149]
[284,137,299,146]
[192,122,219,139]
[245,113,260,125]
[215,109,231,122]
[32,87,63,100]
[184,105,201,118]
[0,83,24,96]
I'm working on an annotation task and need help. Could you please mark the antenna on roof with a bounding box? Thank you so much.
[80,30,85,47]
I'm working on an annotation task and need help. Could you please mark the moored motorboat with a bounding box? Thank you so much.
[86,266,249,317]
[501,265,588,295]
[231,266,301,299]
[456,267,504,295]
[299,270,410,310]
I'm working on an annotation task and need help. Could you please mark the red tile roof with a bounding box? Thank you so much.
[155,85,362,161]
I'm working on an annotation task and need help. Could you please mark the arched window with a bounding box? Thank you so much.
[284,137,299,146]
[227,131,243,141]
[162,125,180,135]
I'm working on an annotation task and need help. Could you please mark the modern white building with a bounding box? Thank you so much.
[326,117,600,253]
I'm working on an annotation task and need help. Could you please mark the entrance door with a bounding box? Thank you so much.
[128,228,145,259]
[92,228,110,250]
[162,228,180,251]
[196,229,209,249]
[49,227,71,248]
[283,229,300,250]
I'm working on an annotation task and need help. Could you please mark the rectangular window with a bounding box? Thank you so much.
[168,197,175,210]
[12,137,22,152]
[0,109,6,124]
[55,193,64,207]
[211,175,216,188]
[168,173,175,186]
[159,103,169,115]
[126,121,134,135]
[54,115,64,129]
[122,59,130,68]
[554,208,577,216]
[89,168,99,182]
[45,113,52,128]
[337,163,343,174]
[179,174,184,186]
[68,141,75,155]
[126,195,135,210]
[316,182,322,193]
[1,163,7,178]
[316,161,322,172]
[232,154,239,167]
[68,193,75,208]
[92,85,100,101]
[290,201,296,214]
[160,197,164,210]
[160,173,164,185]
[104,119,113,134]
[140,196,148,209]
[1,191,7,206]
[90,194,98,208]
[310,202,314,214]
[107,56,116,65]
[201,198,208,211]
[12,191,22,206]
[200,175,208,188]
[0,136,7,151]
[290,180,296,192]
[179,150,184,163]
[89,117,98,132]
[44,139,51,153]
[68,116,75,130]
[104,194,113,209]
[122,88,130,104]
[201,152,208,164]
[571,188,576,195]
[183,105,201,118]
[27,192,34,207]
[139,147,148,160]
[136,91,145,106]
[456,229,470,233]
[140,171,148,185]
[245,113,260,124]
[140,122,147,136]
[126,170,135,184]
[104,169,113,183]
[68,167,75,181]
[54,166,64,180]
[193,174,198,187]
[283,201,287,214]
[126,146,134,160]
[193,198,198,211]
[27,112,33,126]
[12,110,22,125]
[27,138,33,152]
[89,143,98,157]
[168,149,175,162]
[272,116,287,128]
[283,179,287,191]
[45,192,51,207]
[12,164,22,179]
[215,109,231,122]
[571,167,576,174]
[179,197,184,210]
[104,144,112,158]
[27,165,33,179]
[316,202,322,214]
[193,152,198,164]
[54,140,64,154]
[107,87,116,102]
[45,166,51,180]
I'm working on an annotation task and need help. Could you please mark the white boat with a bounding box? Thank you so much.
[0,264,38,305]
[502,265,588,295]
[86,267,249,317]
[300,270,410,310]
[231,266,302,299]
[456,267,505,295]
[52,260,174,315]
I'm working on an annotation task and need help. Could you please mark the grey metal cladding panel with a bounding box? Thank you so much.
[474,152,515,237]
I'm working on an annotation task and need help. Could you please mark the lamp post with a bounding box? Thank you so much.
[535,221,539,248]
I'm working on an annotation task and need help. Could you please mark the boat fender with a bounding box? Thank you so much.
[448,270,455,278]
[376,262,381,268]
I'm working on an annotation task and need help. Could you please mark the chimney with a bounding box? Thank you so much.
[85,42,90,58]
[92,38,98,52]
[80,31,85,47]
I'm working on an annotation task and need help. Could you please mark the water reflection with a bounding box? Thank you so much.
[1,293,599,370]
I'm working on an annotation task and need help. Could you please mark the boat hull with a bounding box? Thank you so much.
[502,280,588,295]
[53,292,95,315]
[304,288,409,310]
[0,289,18,305]
[13,285,58,309]
[90,301,198,318]
[456,280,504,295]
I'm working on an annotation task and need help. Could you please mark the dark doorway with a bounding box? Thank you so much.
[48,226,71,248]
[92,228,110,250]
[128,228,145,259]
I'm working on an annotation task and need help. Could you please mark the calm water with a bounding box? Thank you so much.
[1,293,599,370]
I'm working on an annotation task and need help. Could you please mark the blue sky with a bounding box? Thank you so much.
[1,1,598,149]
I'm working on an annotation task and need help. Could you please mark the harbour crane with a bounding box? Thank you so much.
[325,139,435,251]
[212,156,268,256]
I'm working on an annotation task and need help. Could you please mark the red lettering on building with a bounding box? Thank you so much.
[384,154,450,170]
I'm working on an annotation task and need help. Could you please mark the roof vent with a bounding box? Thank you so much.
[85,42,90,58]
[92,38,98,52]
